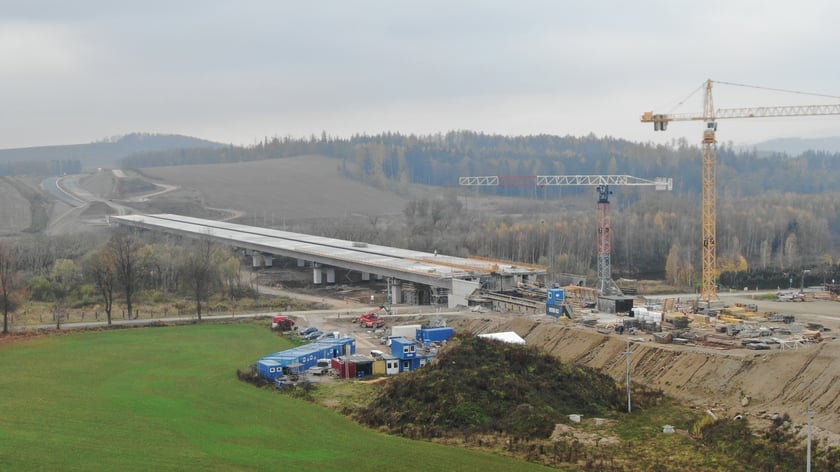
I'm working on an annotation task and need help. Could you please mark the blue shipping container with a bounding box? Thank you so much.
[416,327,455,344]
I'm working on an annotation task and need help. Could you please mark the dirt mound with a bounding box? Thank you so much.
[452,317,840,445]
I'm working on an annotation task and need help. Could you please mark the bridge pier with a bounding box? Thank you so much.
[390,281,402,305]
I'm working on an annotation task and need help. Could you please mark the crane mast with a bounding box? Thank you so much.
[701,81,717,304]
[459,174,673,296]
[643,79,840,302]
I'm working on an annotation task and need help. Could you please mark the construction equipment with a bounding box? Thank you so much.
[459,174,672,296]
[642,79,840,302]
[355,305,388,328]
[270,314,295,331]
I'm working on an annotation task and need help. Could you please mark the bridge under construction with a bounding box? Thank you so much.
[112,214,547,309]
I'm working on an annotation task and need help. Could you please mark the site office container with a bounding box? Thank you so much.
[398,357,423,373]
[313,337,356,356]
[416,327,455,345]
[257,337,358,380]
[331,357,357,379]
[331,355,375,379]
[257,359,284,380]
[390,337,417,359]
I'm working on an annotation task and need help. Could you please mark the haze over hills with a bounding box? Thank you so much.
[0,133,225,170]
[749,136,840,155]
[3,132,840,172]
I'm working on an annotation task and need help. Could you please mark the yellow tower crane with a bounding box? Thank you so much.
[642,79,840,302]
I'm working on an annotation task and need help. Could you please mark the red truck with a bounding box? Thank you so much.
[271,315,295,331]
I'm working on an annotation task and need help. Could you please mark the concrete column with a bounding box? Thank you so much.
[252,253,263,268]
[263,254,273,267]
[313,268,323,284]
[326,268,336,284]
[390,283,402,305]
[297,259,306,267]
[361,272,370,281]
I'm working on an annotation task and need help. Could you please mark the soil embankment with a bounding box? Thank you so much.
[452,316,840,445]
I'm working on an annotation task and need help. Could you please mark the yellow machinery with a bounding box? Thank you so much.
[643,80,840,302]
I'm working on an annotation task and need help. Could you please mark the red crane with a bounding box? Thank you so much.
[459,175,672,295]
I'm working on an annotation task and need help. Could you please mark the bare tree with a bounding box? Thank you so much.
[110,230,144,320]
[84,246,116,325]
[0,243,18,334]
[180,239,216,321]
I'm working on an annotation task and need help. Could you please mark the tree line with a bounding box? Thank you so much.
[0,230,244,334]
[119,130,840,288]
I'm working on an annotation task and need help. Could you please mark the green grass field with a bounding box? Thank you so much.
[0,323,550,471]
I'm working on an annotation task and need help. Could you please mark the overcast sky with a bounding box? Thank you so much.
[2,0,839,149]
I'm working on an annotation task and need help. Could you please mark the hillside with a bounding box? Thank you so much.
[451,316,840,447]
[138,155,413,222]
[0,177,34,235]
[0,133,224,170]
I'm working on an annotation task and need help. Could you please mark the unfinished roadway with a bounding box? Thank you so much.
[112,213,546,309]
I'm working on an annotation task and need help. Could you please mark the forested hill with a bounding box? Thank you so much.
[0,133,224,172]
[122,131,840,282]
[122,131,840,198]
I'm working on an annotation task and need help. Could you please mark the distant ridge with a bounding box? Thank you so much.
[0,133,225,170]
[749,136,840,155]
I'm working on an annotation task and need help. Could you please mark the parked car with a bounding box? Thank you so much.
[307,359,332,376]
[300,327,319,337]
[304,330,323,340]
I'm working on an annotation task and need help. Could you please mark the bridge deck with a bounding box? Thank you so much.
[113,214,545,289]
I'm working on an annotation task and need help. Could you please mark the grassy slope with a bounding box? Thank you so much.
[0,324,549,472]
[140,156,411,221]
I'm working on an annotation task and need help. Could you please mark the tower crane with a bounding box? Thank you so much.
[642,79,840,302]
[459,174,672,296]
